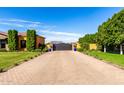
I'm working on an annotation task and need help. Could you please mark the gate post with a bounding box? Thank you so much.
[120,44,123,55]
[51,44,53,51]
[72,43,75,51]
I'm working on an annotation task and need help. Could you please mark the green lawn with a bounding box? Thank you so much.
[86,51,124,68]
[0,52,40,72]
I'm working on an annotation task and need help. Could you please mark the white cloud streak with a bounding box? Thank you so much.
[40,30,81,37]
[7,19,42,24]
[45,35,79,43]
[0,18,55,29]
[0,22,24,27]
[0,18,42,24]
[38,30,83,43]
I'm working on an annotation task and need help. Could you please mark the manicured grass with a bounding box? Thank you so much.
[86,51,124,68]
[0,52,41,72]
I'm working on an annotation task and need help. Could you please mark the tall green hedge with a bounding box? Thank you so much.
[26,30,36,51]
[97,9,124,52]
[8,30,18,51]
[79,33,97,51]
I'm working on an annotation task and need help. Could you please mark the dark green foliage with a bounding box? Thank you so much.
[8,30,18,51]
[40,44,48,52]
[79,33,97,50]
[40,44,46,50]
[35,44,48,52]
[79,10,124,51]
[77,47,84,52]
[26,30,36,51]
[97,9,124,52]
[79,9,124,52]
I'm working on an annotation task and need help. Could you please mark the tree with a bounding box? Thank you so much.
[97,21,110,52]
[79,33,97,50]
[78,9,124,54]
[26,29,36,51]
[8,30,18,51]
[97,9,124,54]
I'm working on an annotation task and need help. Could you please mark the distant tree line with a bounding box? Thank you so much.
[79,34,97,51]
[79,9,124,54]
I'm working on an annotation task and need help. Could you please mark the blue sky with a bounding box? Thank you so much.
[0,7,123,43]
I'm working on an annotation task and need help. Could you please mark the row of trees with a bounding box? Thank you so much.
[79,9,124,54]
[79,34,97,50]
[8,29,36,51]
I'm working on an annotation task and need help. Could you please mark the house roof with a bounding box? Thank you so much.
[0,31,45,38]
[0,32,8,36]
[18,32,27,36]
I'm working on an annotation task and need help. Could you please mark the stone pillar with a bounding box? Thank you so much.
[72,43,75,51]
[6,44,9,51]
[72,44,74,51]
[104,45,106,53]
[51,44,53,51]
[120,44,123,55]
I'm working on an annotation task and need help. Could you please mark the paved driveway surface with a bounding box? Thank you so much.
[0,51,124,84]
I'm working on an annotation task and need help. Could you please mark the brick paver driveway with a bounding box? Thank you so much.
[1,51,124,84]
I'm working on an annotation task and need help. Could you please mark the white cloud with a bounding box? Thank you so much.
[0,18,55,29]
[39,30,81,37]
[44,34,79,43]
[0,22,24,27]
[38,30,83,43]
[0,18,43,24]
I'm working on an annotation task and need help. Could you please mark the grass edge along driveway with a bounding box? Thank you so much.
[0,52,41,72]
[85,51,124,68]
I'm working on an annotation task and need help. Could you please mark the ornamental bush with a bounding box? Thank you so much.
[26,30,36,51]
[8,30,18,51]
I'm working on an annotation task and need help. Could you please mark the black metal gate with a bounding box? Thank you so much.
[53,43,72,51]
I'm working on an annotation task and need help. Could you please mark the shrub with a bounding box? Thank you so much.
[26,30,36,51]
[0,49,7,52]
[34,44,48,52]
[34,47,48,52]
[8,30,18,51]
[42,47,48,52]
[14,63,20,66]
[77,48,84,52]
[39,44,46,50]
[34,49,42,52]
